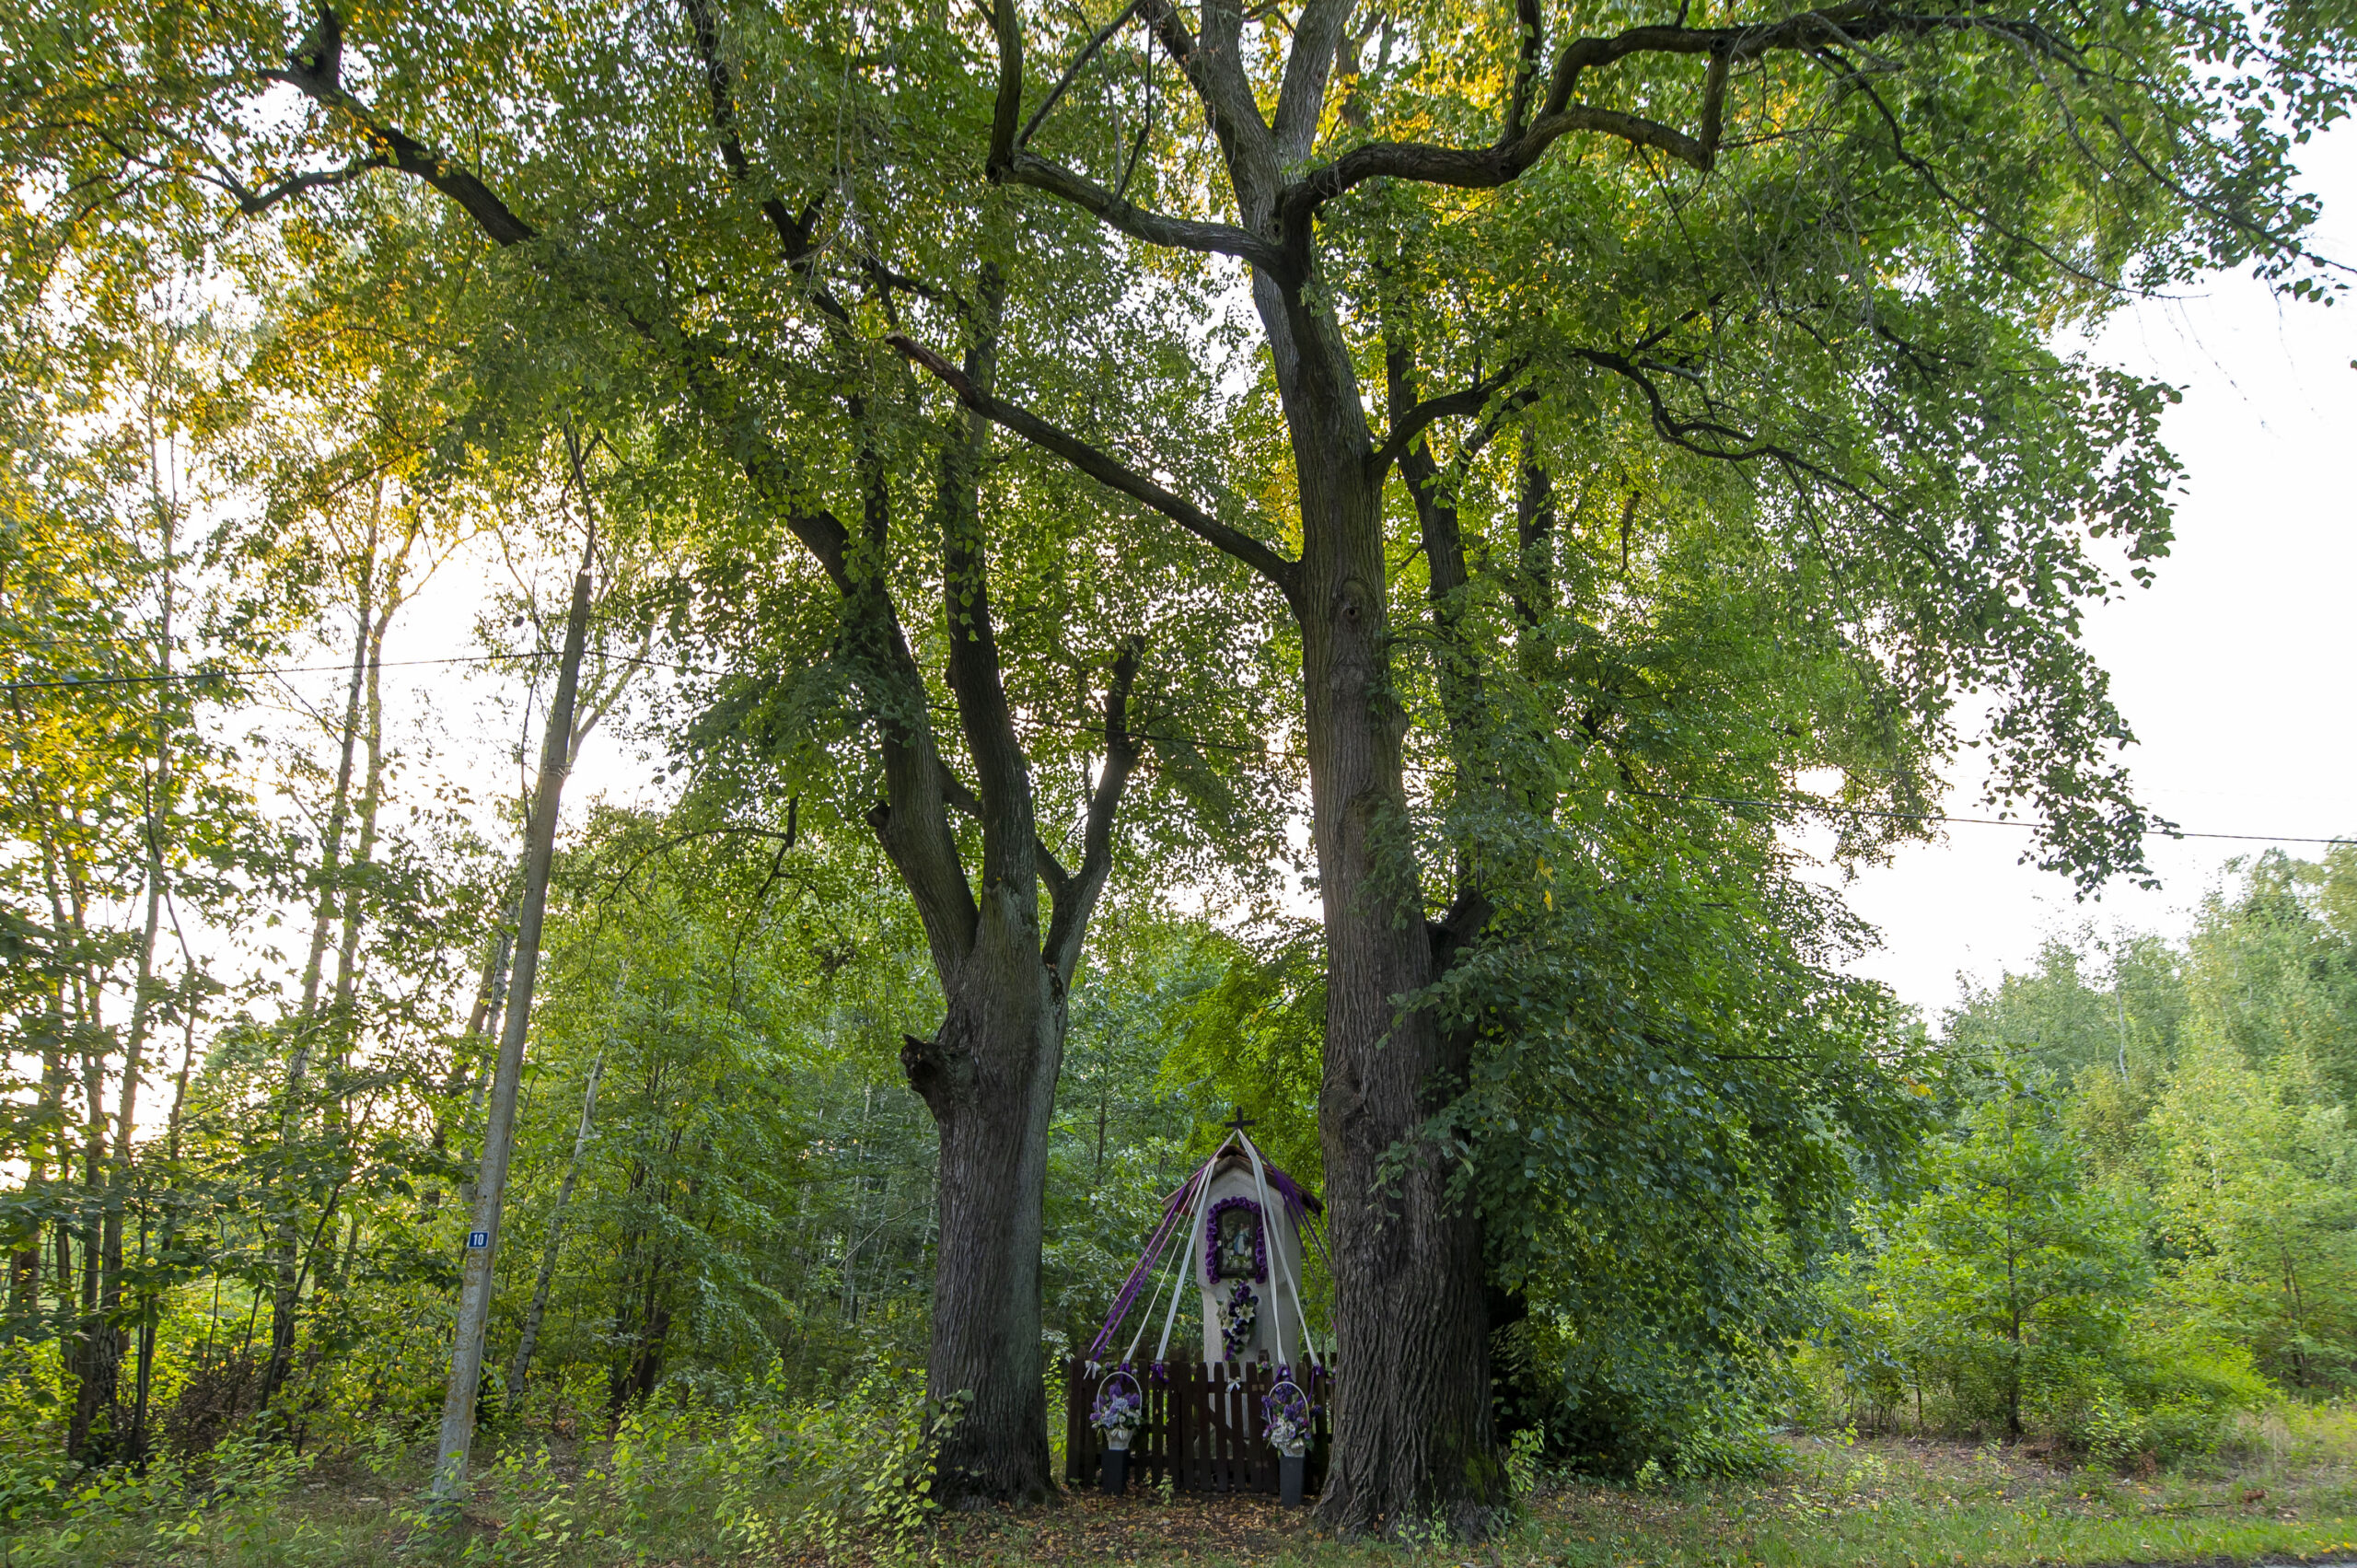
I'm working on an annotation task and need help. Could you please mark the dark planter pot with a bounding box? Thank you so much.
[1279,1450,1306,1507]
[1101,1446,1130,1496]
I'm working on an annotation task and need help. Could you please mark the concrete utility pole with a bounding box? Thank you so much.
[427,522,595,1510]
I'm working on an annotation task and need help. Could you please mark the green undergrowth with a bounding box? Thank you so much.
[0,1371,956,1568]
[13,1411,2357,1567]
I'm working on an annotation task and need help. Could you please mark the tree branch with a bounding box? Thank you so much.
[1273,0,1355,162]
[1137,0,1280,215]
[996,151,1289,274]
[1018,0,1144,148]
[854,410,981,981]
[888,333,1303,608]
[1427,886,1493,979]
[1277,4,2061,245]
[1369,360,1525,479]
[682,0,841,323]
[986,0,1026,170]
[933,264,1043,894]
[221,153,390,215]
[263,8,536,247]
[1045,640,1144,984]
[1504,0,1545,142]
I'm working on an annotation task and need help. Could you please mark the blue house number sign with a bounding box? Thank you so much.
[467,1230,490,1249]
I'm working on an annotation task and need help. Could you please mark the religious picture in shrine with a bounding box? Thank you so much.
[1072,1119,1330,1500]
[1214,1202,1260,1280]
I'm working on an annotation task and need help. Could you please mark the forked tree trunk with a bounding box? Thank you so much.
[1256,287,1504,1534]
[857,261,1137,1507]
[901,915,1066,1503]
[275,30,1141,1501]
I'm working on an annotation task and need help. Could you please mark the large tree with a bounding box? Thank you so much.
[6,0,1287,1499]
[874,0,2354,1531]
[12,0,2354,1528]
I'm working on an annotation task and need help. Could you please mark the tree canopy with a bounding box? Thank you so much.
[2,0,2353,1539]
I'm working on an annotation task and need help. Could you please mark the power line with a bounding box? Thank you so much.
[6,651,2348,849]
[991,707,2354,847]
[0,651,564,693]
[1620,789,2354,848]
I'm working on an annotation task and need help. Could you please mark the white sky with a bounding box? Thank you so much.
[1828,126,2357,1019]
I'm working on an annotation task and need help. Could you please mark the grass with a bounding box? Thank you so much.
[12,1413,2357,1568]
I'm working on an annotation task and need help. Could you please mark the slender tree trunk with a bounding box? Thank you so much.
[69,1032,113,1460]
[427,527,595,1507]
[101,464,179,1463]
[264,525,377,1412]
[9,1038,65,1343]
[506,1010,611,1412]
[329,605,389,1040]
[329,518,418,1060]
[131,990,201,1461]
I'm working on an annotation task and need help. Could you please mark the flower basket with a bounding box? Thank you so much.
[1090,1369,1144,1452]
[1261,1376,1314,1457]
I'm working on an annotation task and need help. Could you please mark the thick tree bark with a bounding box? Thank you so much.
[1284,401,1500,1539]
[902,938,1064,1500]
[1036,27,1509,1509]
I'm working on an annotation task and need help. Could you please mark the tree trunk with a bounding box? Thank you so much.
[67,1006,116,1461]
[101,464,179,1463]
[1298,478,1500,1532]
[263,525,376,1413]
[901,925,1065,1504]
[1263,290,1503,1536]
[857,262,1135,1508]
[131,993,203,1458]
[9,1031,67,1343]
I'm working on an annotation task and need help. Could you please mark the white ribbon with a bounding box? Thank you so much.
[1149,1155,1219,1366]
[1237,1132,1321,1369]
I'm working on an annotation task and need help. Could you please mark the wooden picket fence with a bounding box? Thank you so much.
[1063,1358,1333,1496]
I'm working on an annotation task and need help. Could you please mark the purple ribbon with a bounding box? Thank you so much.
[1085,1164,1208,1363]
[1083,1143,1323,1364]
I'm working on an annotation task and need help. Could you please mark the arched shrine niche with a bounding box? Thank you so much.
[1195,1151,1312,1367]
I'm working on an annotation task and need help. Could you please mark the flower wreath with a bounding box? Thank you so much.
[1204,1195,1268,1283]
[1091,1368,1144,1446]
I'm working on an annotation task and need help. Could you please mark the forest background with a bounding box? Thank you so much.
[6,0,2357,1554]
